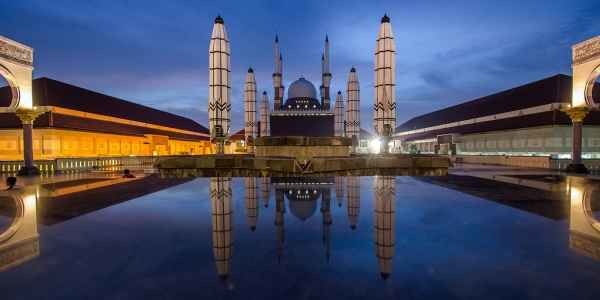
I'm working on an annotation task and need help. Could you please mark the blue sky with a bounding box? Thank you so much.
[1,0,599,131]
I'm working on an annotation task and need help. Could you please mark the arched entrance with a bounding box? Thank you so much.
[0,36,49,175]
[564,36,600,173]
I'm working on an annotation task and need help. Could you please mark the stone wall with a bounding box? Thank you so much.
[254,136,351,158]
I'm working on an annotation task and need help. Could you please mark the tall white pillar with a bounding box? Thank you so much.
[209,15,231,152]
[260,91,270,137]
[373,14,396,140]
[334,91,345,137]
[244,68,257,150]
[346,67,360,145]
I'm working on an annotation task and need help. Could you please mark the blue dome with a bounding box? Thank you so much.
[285,77,320,109]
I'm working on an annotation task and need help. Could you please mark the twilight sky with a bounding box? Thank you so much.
[1,0,599,131]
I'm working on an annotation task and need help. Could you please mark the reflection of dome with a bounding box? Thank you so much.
[285,189,320,221]
[284,77,321,109]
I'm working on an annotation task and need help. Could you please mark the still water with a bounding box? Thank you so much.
[0,173,600,299]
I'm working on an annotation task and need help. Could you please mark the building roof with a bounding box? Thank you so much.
[0,77,208,134]
[285,77,320,109]
[396,74,572,133]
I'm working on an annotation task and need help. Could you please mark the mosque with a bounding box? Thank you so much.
[211,14,398,154]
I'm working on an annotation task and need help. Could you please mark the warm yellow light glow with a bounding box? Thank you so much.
[572,84,586,108]
[369,138,381,154]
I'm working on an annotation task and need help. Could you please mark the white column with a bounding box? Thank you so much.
[260,91,270,137]
[244,68,257,147]
[346,67,361,142]
[208,16,231,139]
[334,91,345,137]
[373,14,396,137]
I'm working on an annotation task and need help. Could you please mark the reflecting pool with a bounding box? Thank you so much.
[1,173,600,299]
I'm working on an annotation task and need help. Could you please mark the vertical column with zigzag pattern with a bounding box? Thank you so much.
[346,67,360,141]
[244,68,257,145]
[209,16,231,137]
[373,14,396,136]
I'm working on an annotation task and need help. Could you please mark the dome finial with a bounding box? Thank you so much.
[248,67,254,73]
[215,15,224,24]
[381,14,390,23]
[337,90,342,95]
[350,66,356,72]
[262,91,267,95]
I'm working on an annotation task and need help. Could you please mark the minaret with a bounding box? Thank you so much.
[346,67,360,145]
[244,68,257,150]
[244,177,259,231]
[208,15,231,151]
[347,176,360,230]
[373,14,396,139]
[321,35,332,110]
[321,188,332,262]
[259,91,270,137]
[210,177,233,280]
[260,176,271,208]
[374,176,395,280]
[273,35,284,111]
[334,91,345,137]
[275,189,286,263]
[335,176,345,208]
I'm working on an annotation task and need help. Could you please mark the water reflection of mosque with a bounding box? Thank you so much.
[0,174,192,271]
[210,175,397,281]
[420,174,600,261]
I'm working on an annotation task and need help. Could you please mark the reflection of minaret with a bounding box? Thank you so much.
[374,176,395,280]
[210,177,233,280]
[260,176,271,208]
[335,176,345,208]
[334,91,345,137]
[244,177,258,231]
[347,176,360,230]
[373,14,396,136]
[321,188,332,261]
[208,16,231,138]
[346,67,360,143]
[275,189,286,262]
[259,91,270,137]
[244,68,257,148]
[273,35,284,111]
[321,35,332,111]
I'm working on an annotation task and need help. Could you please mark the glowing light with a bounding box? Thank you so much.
[369,138,381,154]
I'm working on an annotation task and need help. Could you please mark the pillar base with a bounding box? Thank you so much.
[17,166,40,176]
[565,163,589,174]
